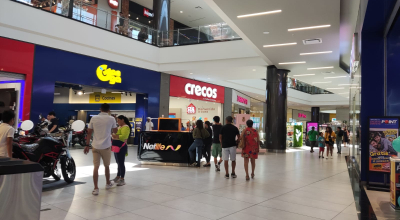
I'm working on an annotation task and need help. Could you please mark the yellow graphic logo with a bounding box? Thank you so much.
[96,65,121,84]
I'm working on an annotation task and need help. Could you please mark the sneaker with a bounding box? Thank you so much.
[106,182,114,189]
[225,174,229,179]
[92,188,99,195]
[117,179,125,186]
[231,173,237,178]
[203,163,211,167]
[113,176,120,182]
[189,162,197,167]
[322,156,325,159]
[218,161,222,166]
[215,164,220,171]
[319,156,321,158]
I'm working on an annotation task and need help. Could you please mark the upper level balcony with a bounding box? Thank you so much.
[13,0,242,47]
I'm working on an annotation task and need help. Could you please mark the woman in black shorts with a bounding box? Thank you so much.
[324,127,336,159]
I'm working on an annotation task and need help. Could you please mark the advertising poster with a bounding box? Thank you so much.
[369,118,399,172]
[390,158,400,209]
[129,121,135,137]
[293,125,303,147]
[306,122,318,133]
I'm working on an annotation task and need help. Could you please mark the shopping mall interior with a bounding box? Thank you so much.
[0,0,398,219]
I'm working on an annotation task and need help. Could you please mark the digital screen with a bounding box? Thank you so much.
[307,122,318,132]
[159,119,179,131]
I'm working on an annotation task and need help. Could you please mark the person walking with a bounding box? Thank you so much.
[188,120,210,167]
[318,132,325,158]
[111,115,131,186]
[202,121,212,167]
[47,111,59,133]
[0,110,15,157]
[343,128,349,147]
[220,116,240,179]
[84,103,118,195]
[307,126,319,153]
[324,127,336,159]
[212,116,223,171]
[240,120,259,181]
[336,127,344,154]
[145,117,153,131]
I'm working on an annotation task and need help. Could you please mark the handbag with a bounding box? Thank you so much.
[238,130,246,149]
[112,141,126,153]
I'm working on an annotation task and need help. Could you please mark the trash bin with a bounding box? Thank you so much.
[0,156,44,220]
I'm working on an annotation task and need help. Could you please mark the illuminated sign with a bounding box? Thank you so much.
[185,83,217,99]
[187,103,196,114]
[89,92,121,103]
[143,143,181,151]
[298,113,307,118]
[108,0,119,9]
[237,95,248,105]
[96,65,121,85]
[143,8,154,17]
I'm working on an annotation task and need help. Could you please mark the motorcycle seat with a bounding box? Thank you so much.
[20,143,39,152]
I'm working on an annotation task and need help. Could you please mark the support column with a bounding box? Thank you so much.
[121,0,129,35]
[265,65,290,152]
[311,107,320,123]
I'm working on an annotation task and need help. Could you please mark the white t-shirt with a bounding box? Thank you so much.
[145,121,154,131]
[88,112,117,149]
[0,123,15,157]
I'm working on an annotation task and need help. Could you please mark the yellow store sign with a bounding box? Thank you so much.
[89,93,121,103]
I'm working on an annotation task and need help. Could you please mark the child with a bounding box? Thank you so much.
[318,132,325,158]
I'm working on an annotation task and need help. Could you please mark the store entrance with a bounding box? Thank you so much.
[0,72,26,128]
[51,82,138,146]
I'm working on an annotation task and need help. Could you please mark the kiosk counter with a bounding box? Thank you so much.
[137,118,193,164]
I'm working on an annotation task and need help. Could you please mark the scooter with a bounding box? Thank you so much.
[12,120,85,183]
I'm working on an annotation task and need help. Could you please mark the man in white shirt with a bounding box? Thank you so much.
[84,103,118,195]
[145,117,153,131]
[0,110,15,157]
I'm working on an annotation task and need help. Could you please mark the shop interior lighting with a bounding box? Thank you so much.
[326,88,344,90]
[180,11,183,13]
[189,73,193,74]
[77,91,83,95]
[263,31,270,34]
[279,61,306,65]
[136,17,139,20]
[237,10,281,18]
[307,66,334,70]
[300,51,332,55]
[339,92,349,94]
[324,76,348,79]
[338,84,358,86]
[263,42,297,47]
[312,81,331,84]
[253,69,256,71]
[288,24,331,32]
[293,74,315,76]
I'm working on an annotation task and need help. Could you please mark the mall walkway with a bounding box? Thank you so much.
[40,147,358,220]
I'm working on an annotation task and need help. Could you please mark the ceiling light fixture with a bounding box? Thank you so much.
[293,74,315,76]
[180,11,183,13]
[324,76,348,79]
[77,91,83,95]
[189,73,193,75]
[338,84,358,86]
[308,66,334,70]
[279,61,306,65]
[288,24,331,32]
[263,42,297,47]
[312,81,331,84]
[327,88,345,90]
[263,31,270,34]
[300,51,332,55]
[338,92,349,94]
[237,10,282,18]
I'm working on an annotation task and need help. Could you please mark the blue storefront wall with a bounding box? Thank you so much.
[31,46,160,128]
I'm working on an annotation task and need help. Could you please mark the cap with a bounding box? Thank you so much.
[147,117,151,119]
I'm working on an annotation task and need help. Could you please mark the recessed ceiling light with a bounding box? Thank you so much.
[300,51,332,55]
[136,17,139,20]
[293,74,315,76]
[263,42,297,47]
[189,73,193,74]
[279,61,306,65]
[263,31,270,34]
[324,76,348,79]
[237,10,282,18]
[207,78,210,79]
[312,81,332,84]
[308,66,334,70]
[338,84,358,86]
[327,88,345,90]
[252,69,256,71]
[180,11,183,13]
[288,24,331,32]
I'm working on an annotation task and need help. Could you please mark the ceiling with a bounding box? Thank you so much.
[130,0,223,27]
[207,0,353,97]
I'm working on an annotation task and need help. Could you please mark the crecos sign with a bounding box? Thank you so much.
[169,75,225,103]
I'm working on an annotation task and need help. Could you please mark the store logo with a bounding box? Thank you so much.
[143,143,181,151]
[95,95,100,102]
[96,65,121,85]
[237,95,248,105]
[108,0,118,9]
[382,120,397,124]
[187,103,196,114]
[143,8,154,17]
[298,113,307,118]
[185,83,217,99]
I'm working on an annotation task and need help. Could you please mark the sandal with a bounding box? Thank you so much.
[246,176,250,181]
[251,174,255,179]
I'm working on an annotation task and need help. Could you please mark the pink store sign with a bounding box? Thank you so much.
[298,113,307,118]
[237,95,248,105]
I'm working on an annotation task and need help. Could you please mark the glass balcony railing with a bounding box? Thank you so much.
[12,0,242,47]
[287,78,333,94]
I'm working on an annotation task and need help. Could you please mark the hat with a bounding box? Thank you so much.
[147,117,151,119]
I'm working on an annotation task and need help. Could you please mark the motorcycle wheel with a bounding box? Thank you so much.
[61,157,76,183]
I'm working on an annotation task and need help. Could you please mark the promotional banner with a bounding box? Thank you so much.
[89,92,121,103]
[293,125,303,147]
[169,76,225,103]
[369,118,399,172]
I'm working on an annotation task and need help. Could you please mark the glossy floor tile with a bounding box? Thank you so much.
[38,146,359,220]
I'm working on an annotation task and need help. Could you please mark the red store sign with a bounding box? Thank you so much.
[187,103,196,114]
[108,0,119,9]
[298,113,307,118]
[170,76,225,103]
[237,95,248,105]
[143,8,154,17]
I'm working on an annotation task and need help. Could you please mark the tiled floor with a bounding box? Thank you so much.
[39,146,358,220]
